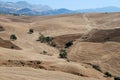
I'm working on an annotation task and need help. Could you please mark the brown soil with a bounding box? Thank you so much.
[81,28,120,42]
[0,38,21,50]
[53,33,83,48]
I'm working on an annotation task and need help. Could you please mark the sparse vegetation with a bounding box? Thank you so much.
[104,72,112,77]
[65,40,73,48]
[10,46,14,49]
[43,51,47,54]
[1,12,120,80]
[104,37,110,42]
[37,34,45,42]
[114,77,120,80]
[92,65,102,72]
[48,41,56,47]
[38,34,53,43]
[92,65,113,78]
[45,36,53,42]
[28,29,34,34]
[37,33,56,47]
[59,49,67,58]
[40,50,47,55]
[10,34,17,41]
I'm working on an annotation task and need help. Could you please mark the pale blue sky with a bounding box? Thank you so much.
[2,0,120,10]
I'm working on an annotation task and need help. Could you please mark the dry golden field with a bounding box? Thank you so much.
[0,13,120,80]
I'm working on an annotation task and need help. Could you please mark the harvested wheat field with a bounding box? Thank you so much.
[0,12,120,80]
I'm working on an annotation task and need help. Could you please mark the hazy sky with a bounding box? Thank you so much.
[2,0,120,10]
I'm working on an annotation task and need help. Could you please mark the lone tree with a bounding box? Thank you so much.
[59,49,67,58]
[10,34,17,41]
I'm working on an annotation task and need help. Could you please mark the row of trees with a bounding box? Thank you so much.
[37,33,56,47]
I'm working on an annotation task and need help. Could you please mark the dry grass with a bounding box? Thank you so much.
[0,13,120,80]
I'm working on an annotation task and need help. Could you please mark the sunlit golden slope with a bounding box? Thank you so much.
[0,13,120,80]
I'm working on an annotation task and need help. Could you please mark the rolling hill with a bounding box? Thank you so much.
[0,12,120,80]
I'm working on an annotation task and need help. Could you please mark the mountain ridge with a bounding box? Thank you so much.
[0,1,120,15]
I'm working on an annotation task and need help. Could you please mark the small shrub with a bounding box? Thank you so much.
[104,72,112,77]
[65,40,73,48]
[59,49,67,58]
[37,34,46,43]
[114,77,120,80]
[66,59,70,62]
[40,50,47,55]
[45,36,53,42]
[36,61,41,64]
[10,34,17,41]
[92,65,101,72]
[28,29,34,34]
[37,34,51,43]
[43,50,47,55]
[10,46,14,49]
[104,37,110,42]
[48,41,56,47]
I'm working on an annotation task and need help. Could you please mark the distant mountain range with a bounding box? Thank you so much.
[0,1,120,16]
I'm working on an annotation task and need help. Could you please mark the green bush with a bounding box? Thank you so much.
[37,34,56,47]
[48,41,56,47]
[46,36,53,42]
[59,49,67,58]
[38,34,46,43]
[37,34,53,43]
[65,40,73,48]
[10,34,17,41]
[104,72,112,77]
[92,65,101,72]
[28,29,34,34]
[114,77,120,80]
